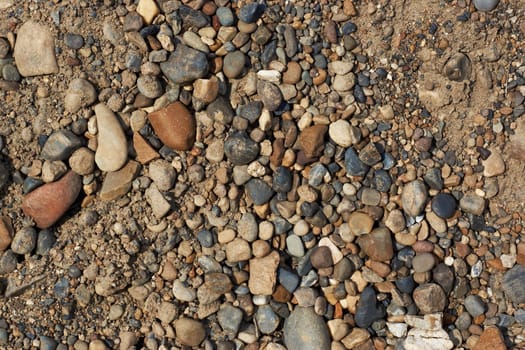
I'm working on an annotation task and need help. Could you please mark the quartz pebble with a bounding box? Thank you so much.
[94,103,128,172]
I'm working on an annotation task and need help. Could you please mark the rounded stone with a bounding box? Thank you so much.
[11,227,37,255]
[224,133,260,165]
[464,295,486,317]
[401,180,428,217]
[413,283,447,314]
[412,253,436,273]
[148,102,196,151]
[174,318,205,347]
[64,78,97,113]
[473,0,499,11]
[283,307,330,350]
[137,75,163,99]
[94,103,128,172]
[431,193,457,219]
[69,147,95,176]
[310,246,333,269]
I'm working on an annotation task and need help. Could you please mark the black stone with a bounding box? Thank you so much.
[239,101,263,124]
[224,133,260,165]
[344,148,369,177]
[273,166,292,193]
[432,263,455,294]
[431,193,457,218]
[354,286,386,328]
[64,33,84,49]
[372,169,392,192]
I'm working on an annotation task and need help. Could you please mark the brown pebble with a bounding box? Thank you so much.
[22,171,82,229]
[0,216,13,251]
[310,246,334,269]
[133,132,160,164]
[148,102,196,151]
[298,124,328,158]
[472,326,506,350]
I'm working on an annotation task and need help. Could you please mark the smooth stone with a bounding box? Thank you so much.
[283,25,298,58]
[145,185,171,218]
[401,180,428,217]
[0,216,13,251]
[69,147,95,176]
[94,103,128,172]
[0,161,8,191]
[431,193,456,219]
[385,209,406,233]
[239,101,263,123]
[160,45,208,84]
[148,101,196,151]
[424,167,444,190]
[137,75,163,99]
[374,169,391,192]
[223,51,245,79]
[148,159,176,191]
[256,305,280,334]
[174,318,205,347]
[298,124,328,158]
[464,295,486,317]
[216,7,235,26]
[344,147,369,177]
[347,211,374,235]
[432,263,455,294]
[207,96,234,124]
[238,3,266,23]
[333,73,356,92]
[225,237,252,262]
[310,246,333,269]
[412,253,436,273]
[341,328,371,349]
[172,280,197,302]
[459,193,485,216]
[238,213,258,242]
[473,0,499,12]
[286,235,304,257]
[64,78,97,113]
[257,80,283,111]
[99,161,141,200]
[502,264,525,304]
[224,133,260,165]
[218,304,243,336]
[136,0,159,25]
[358,227,394,261]
[119,332,137,350]
[283,307,330,350]
[41,130,83,161]
[22,171,82,229]
[354,286,386,328]
[482,150,505,177]
[11,227,37,255]
[413,283,447,314]
[245,179,274,205]
[14,21,58,76]
[328,119,354,147]
[249,250,279,295]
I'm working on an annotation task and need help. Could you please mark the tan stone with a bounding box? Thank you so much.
[99,161,141,200]
[249,250,280,295]
[133,132,159,164]
[136,0,159,25]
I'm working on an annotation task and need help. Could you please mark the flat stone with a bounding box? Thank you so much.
[482,150,505,177]
[283,307,330,350]
[298,124,327,158]
[508,116,525,160]
[310,246,333,269]
[249,250,279,295]
[401,180,428,217]
[137,75,163,99]
[14,21,58,76]
[133,132,159,164]
[22,171,81,229]
[207,96,234,124]
[358,228,394,261]
[160,45,208,84]
[359,142,382,166]
[94,103,128,172]
[172,280,196,302]
[354,286,386,328]
[413,283,447,314]
[502,264,525,304]
[64,78,97,113]
[148,102,196,151]
[174,318,205,347]
[472,326,506,350]
[100,161,141,201]
[41,130,83,161]
[404,328,454,350]
[0,216,13,251]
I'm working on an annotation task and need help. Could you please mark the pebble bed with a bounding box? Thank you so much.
[0,0,525,349]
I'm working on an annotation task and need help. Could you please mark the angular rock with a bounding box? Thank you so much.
[344,147,369,177]
[482,150,505,177]
[413,283,447,314]
[41,130,83,161]
[160,45,208,84]
[358,228,393,262]
[245,178,274,205]
[249,250,279,295]
[459,193,486,216]
[10,227,36,255]
[257,80,283,111]
[69,147,95,176]
[14,21,58,76]
[133,132,159,164]
[136,0,159,25]
[148,101,196,151]
[94,103,128,172]
[502,264,525,304]
[298,125,328,158]
[472,326,506,350]
[193,77,219,103]
[197,272,232,304]
[347,212,374,235]
[22,171,81,229]
[283,307,330,350]
[100,161,141,201]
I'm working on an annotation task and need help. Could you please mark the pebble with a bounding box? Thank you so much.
[223,51,245,79]
[0,250,17,274]
[310,246,333,269]
[13,21,58,76]
[41,130,82,161]
[502,264,525,304]
[473,0,500,12]
[413,283,447,314]
[99,161,141,200]
[148,160,175,191]
[64,33,84,49]
[238,213,258,242]
[22,171,82,229]
[136,0,159,25]
[459,193,486,216]
[172,280,196,302]
[412,253,436,273]
[344,147,369,177]
[431,193,456,219]
[148,101,196,151]
[145,185,170,218]
[119,332,137,350]
[286,235,304,257]
[333,73,356,92]
[482,150,505,177]
[69,147,95,176]
[249,250,279,295]
[0,161,8,191]
[341,328,370,349]
[39,336,58,350]
[225,237,252,262]
[401,180,428,217]
[464,295,486,317]
[216,7,235,26]
[256,305,280,334]
[193,77,219,103]
[137,75,163,99]
[218,304,243,336]
[385,209,406,233]
[10,227,36,255]
[224,133,260,165]
[354,286,386,328]
[0,216,13,251]
[94,103,128,172]
[173,318,205,347]
[198,272,232,304]
[347,211,374,235]
[283,307,330,350]
[160,45,208,84]
[328,119,354,147]
[472,326,506,350]
[298,125,328,158]
[238,3,266,23]
[257,81,283,112]
[207,96,235,124]
[358,228,394,261]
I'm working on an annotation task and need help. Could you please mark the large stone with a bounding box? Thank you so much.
[148,102,196,151]
[249,250,279,295]
[283,307,330,350]
[502,264,525,304]
[94,103,128,172]
[160,45,208,84]
[100,161,141,201]
[14,21,58,76]
[472,326,506,350]
[354,286,386,328]
[22,171,82,229]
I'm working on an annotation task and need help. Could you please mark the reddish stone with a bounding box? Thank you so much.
[473,326,507,350]
[148,102,196,151]
[298,124,328,158]
[22,171,82,229]
[0,216,13,251]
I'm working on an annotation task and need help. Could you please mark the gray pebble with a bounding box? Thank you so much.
[464,295,486,317]
[11,227,37,255]
[41,130,83,161]
[224,133,260,165]
[64,33,84,49]
[283,307,330,350]
[218,304,243,337]
[137,75,163,99]
[256,305,280,334]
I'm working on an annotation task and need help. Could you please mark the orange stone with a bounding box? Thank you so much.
[0,216,13,251]
[22,171,82,229]
[473,326,507,350]
[298,124,328,158]
[148,101,196,151]
[133,132,159,164]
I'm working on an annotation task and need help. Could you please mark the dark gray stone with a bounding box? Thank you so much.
[464,295,486,317]
[238,3,266,23]
[344,147,369,177]
[39,335,58,350]
[503,265,525,304]
[41,130,83,161]
[64,33,84,49]
[160,45,208,84]
[431,193,457,218]
[224,133,260,165]
[179,5,210,29]
[217,304,243,336]
[272,166,292,193]
[283,307,330,350]
[36,229,56,256]
[0,161,9,191]
[11,227,37,255]
[245,179,274,205]
[354,286,386,328]
[0,250,17,274]
[257,81,283,112]
[255,305,280,334]
[207,96,234,124]
[239,101,263,124]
